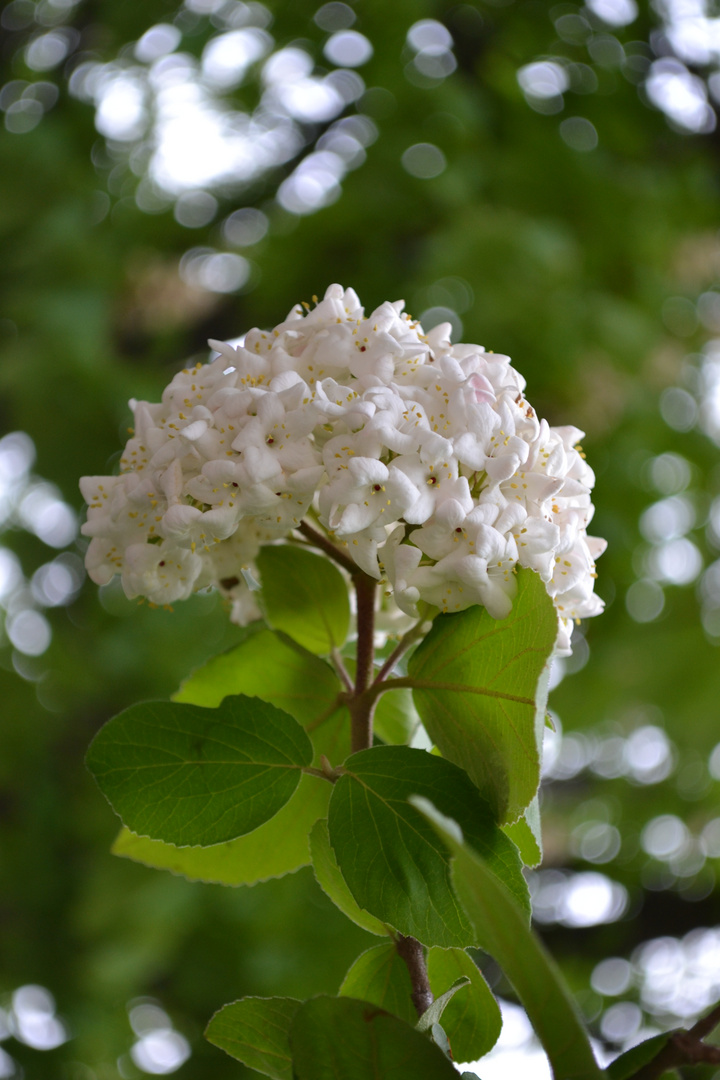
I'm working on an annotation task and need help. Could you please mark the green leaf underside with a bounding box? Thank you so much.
[112,773,331,886]
[112,632,350,884]
[426,948,502,1065]
[87,695,313,847]
[173,628,341,727]
[289,996,460,1079]
[415,799,604,1080]
[327,746,529,948]
[310,820,389,937]
[408,568,556,824]
[502,795,543,867]
[416,978,470,1033]
[605,1032,678,1080]
[205,996,300,1080]
[257,545,351,655]
[373,687,421,745]
[339,943,417,1026]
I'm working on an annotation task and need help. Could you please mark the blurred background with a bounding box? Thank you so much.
[1,0,720,1076]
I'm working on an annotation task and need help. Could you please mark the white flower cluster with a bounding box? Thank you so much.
[80,284,605,653]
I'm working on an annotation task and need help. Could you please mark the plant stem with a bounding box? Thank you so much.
[373,619,426,685]
[630,1000,720,1079]
[297,520,358,575]
[305,520,436,1016]
[395,935,434,1018]
[349,571,377,754]
[331,648,353,693]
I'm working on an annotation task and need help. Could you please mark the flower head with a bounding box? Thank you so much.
[80,284,605,653]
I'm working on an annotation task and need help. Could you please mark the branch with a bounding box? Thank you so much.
[395,935,434,1017]
[373,619,426,685]
[349,573,377,753]
[331,648,354,693]
[297,520,358,576]
[629,1001,720,1080]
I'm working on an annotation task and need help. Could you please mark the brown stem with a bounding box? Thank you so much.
[297,520,358,575]
[373,619,426,685]
[300,523,434,1018]
[395,935,434,1018]
[331,648,353,693]
[350,572,377,753]
[629,1000,720,1080]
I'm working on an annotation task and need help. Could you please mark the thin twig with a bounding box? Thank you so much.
[373,620,426,685]
[629,1000,720,1080]
[395,935,434,1017]
[331,648,354,693]
[349,573,377,753]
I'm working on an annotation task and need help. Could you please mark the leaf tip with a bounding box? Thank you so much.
[409,796,464,845]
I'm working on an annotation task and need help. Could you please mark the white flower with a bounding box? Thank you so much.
[80,284,606,649]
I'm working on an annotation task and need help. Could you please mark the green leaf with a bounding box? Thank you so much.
[289,996,460,1079]
[309,819,389,936]
[502,795,543,867]
[173,627,343,729]
[373,687,421,745]
[426,948,502,1064]
[87,695,314,847]
[339,943,417,1026]
[413,798,605,1080]
[407,568,556,824]
[205,996,300,1080]
[256,545,350,655]
[605,1032,678,1080]
[416,978,470,1033]
[112,631,350,884]
[112,772,331,886]
[327,746,529,948]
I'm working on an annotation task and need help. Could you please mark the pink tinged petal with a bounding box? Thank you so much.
[468,372,495,404]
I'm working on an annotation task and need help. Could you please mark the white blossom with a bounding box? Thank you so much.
[80,284,606,651]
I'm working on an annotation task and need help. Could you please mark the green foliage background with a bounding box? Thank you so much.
[1,0,720,1076]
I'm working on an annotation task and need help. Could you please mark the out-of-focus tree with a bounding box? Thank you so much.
[1,0,720,1076]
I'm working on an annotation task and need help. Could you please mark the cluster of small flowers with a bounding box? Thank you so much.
[80,284,605,653]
